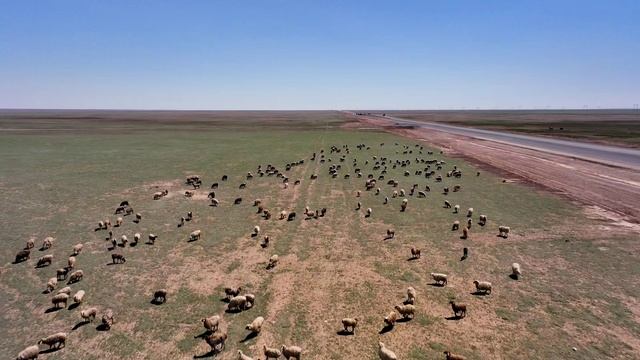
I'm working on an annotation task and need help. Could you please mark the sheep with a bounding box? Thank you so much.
[205,331,228,352]
[25,238,35,249]
[67,256,76,269]
[410,247,421,259]
[449,301,467,318]
[281,345,302,360]
[237,350,254,360]
[72,243,83,256]
[73,290,85,304]
[42,236,54,249]
[252,226,260,236]
[287,212,296,221]
[110,237,117,249]
[14,249,30,263]
[511,263,522,279]
[81,307,98,322]
[365,208,372,217]
[467,208,474,217]
[386,229,395,239]
[430,273,448,286]
[341,317,358,334]
[37,254,54,268]
[153,191,164,200]
[406,287,416,304]
[479,215,487,226]
[38,332,67,349]
[115,217,123,227]
[356,190,361,197]
[392,190,398,198]
[461,227,469,239]
[444,200,451,208]
[473,280,492,294]
[57,286,72,295]
[16,345,40,360]
[417,190,427,198]
[466,218,472,228]
[184,190,194,198]
[51,293,69,309]
[135,213,142,223]
[153,289,168,304]
[120,235,128,247]
[101,309,114,329]
[189,229,202,241]
[224,286,242,300]
[56,268,69,280]
[210,198,220,206]
[453,205,460,214]
[499,226,510,238]
[394,304,415,319]
[383,311,397,327]
[279,210,287,220]
[399,189,405,196]
[444,351,467,360]
[400,198,408,212]
[452,221,460,231]
[383,196,388,205]
[227,295,247,312]
[378,342,397,360]
[261,236,270,248]
[148,233,157,244]
[234,197,243,205]
[201,315,220,332]
[68,270,84,283]
[244,293,256,309]
[267,254,279,269]
[245,316,264,334]
[264,345,282,359]
[133,232,141,244]
[263,209,272,219]
[46,277,57,293]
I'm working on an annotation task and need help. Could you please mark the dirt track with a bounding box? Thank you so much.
[353,115,640,226]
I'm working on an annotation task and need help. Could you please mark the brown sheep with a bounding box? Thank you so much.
[450,301,467,318]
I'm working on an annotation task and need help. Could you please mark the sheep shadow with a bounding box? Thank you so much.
[187,238,199,243]
[509,274,519,280]
[72,321,89,331]
[96,323,110,331]
[39,347,62,354]
[68,302,80,310]
[239,332,258,343]
[445,315,463,321]
[364,214,371,218]
[107,246,116,251]
[177,223,183,228]
[129,242,138,248]
[224,308,241,314]
[379,324,394,334]
[471,291,490,297]
[219,297,230,303]
[193,330,211,339]
[336,329,354,336]
[45,306,63,314]
[150,299,165,306]
[42,289,52,295]
[459,236,468,240]
[406,257,419,262]
[397,317,412,323]
[250,233,258,238]
[12,258,28,264]
[383,236,394,241]
[428,282,446,287]
[193,350,216,359]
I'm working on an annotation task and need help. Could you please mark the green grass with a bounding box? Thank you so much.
[0,111,638,359]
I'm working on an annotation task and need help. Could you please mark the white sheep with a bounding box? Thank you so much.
[252,226,260,236]
[511,263,521,279]
[378,342,397,360]
[201,315,220,332]
[238,350,255,360]
[453,205,460,214]
[245,316,264,334]
[46,277,57,293]
[467,207,474,217]
[479,214,487,225]
[394,304,415,319]
[81,307,98,322]
[57,286,72,295]
[189,229,202,241]
[264,344,282,360]
[228,295,247,312]
[499,226,511,238]
[430,273,448,286]
[267,254,279,269]
[72,243,83,256]
[73,290,86,304]
[406,287,416,304]
[473,280,492,294]
[68,256,76,269]
[16,345,40,360]
[365,208,372,217]
[281,345,302,360]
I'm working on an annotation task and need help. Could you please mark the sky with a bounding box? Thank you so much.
[0,0,638,110]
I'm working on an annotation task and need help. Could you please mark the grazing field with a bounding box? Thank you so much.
[1,112,638,360]
[384,110,640,148]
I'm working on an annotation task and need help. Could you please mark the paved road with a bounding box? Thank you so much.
[359,113,640,170]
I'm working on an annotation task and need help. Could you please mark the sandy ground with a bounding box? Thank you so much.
[351,115,640,227]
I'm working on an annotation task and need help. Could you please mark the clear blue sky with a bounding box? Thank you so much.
[1,0,638,110]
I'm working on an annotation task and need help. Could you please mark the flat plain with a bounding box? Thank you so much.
[1,111,638,359]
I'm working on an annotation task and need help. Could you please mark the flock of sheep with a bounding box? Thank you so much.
[12,140,522,360]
